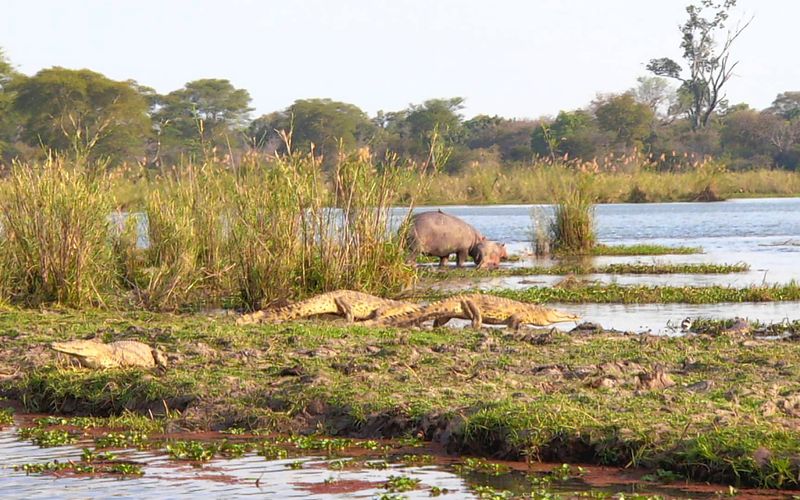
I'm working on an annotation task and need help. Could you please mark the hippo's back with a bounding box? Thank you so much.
[408,210,481,256]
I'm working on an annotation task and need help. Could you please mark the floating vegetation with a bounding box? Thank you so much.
[257,442,289,460]
[453,457,511,476]
[589,243,702,256]
[419,262,748,280]
[165,440,218,461]
[493,282,800,304]
[471,484,514,499]
[0,408,13,427]
[399,454,435,466]
[291,436,352,452]
[15,457,143,476]
[95,431,149,449]
[18,427,79,447]
[383,475,422,492]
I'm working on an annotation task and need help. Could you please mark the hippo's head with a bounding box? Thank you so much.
[474,240,507,269]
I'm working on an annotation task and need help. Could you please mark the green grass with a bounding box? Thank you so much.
[418,262,748,279]
[589,243,703,256]
[489,283,800,304]
[4,309,800,487]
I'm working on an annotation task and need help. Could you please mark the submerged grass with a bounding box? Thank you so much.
[4,309,800,488]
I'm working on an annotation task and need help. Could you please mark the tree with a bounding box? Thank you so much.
[371,98,466,169]
[154,79,252,160]
[0,48,23,159]
[249,98,375,161]
[593,93,655,149]
[13,67,151,163]
[463,115,537,161]
[768,92,800,121]
[720,108,800,169]
[630,76,679,120]
[647,0,751,130]
[531,110,606,160]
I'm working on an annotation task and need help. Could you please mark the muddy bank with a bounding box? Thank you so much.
[3,310,800,488]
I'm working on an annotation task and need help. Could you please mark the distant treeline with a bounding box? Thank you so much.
[1,47,799,171]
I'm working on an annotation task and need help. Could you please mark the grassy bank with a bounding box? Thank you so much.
[3,310,800,488]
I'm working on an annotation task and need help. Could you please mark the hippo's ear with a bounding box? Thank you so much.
[480,236,487,241]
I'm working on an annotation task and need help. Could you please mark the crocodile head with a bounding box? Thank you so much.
[536,308,580,325]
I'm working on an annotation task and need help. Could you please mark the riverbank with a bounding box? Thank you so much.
[3,309,800,488]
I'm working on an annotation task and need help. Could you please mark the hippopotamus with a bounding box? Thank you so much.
[406,210,507,269]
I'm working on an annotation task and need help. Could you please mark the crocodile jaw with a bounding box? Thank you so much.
[540,310,580,325]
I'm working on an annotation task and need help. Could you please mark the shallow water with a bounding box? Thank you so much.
[407,198,800,332]
[2,422,782,499]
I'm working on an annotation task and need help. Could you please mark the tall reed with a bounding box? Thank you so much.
[549,170,597,254]
[116,162,235,310]
[0,157,116,306]
[228,147,431,309]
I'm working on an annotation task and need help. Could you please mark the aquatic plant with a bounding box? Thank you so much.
[0,408,13,427]
[18,427,79,447]
[383,475,422,492]
[95,431,149,449]
[549,171,597,255]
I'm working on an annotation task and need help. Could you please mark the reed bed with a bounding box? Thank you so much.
[414,153,800,205]
[1,148,434,310]
[0,157,116,306]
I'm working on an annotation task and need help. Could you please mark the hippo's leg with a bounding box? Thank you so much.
[456,250,468,267]
[439,256,449,268]
[334,297,354,322]
[461,299,483,329]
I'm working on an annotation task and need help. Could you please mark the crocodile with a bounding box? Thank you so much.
[365,294,580,330]
[51,340,166,369]
[236,290,413,325]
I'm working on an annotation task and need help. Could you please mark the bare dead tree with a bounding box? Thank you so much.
[647,0,753,131]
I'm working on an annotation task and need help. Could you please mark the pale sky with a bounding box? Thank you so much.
[2,0,796,120]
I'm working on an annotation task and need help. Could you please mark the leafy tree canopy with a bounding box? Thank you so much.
[769,92,800,120]
[594,93,655,148]
[250,98,374,161]
[12,67,151,162]
[154,79,252,158]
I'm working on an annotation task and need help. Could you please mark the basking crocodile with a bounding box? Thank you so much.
[51,340,166,369]
[365,294,579,330]
[236,290,415,325]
